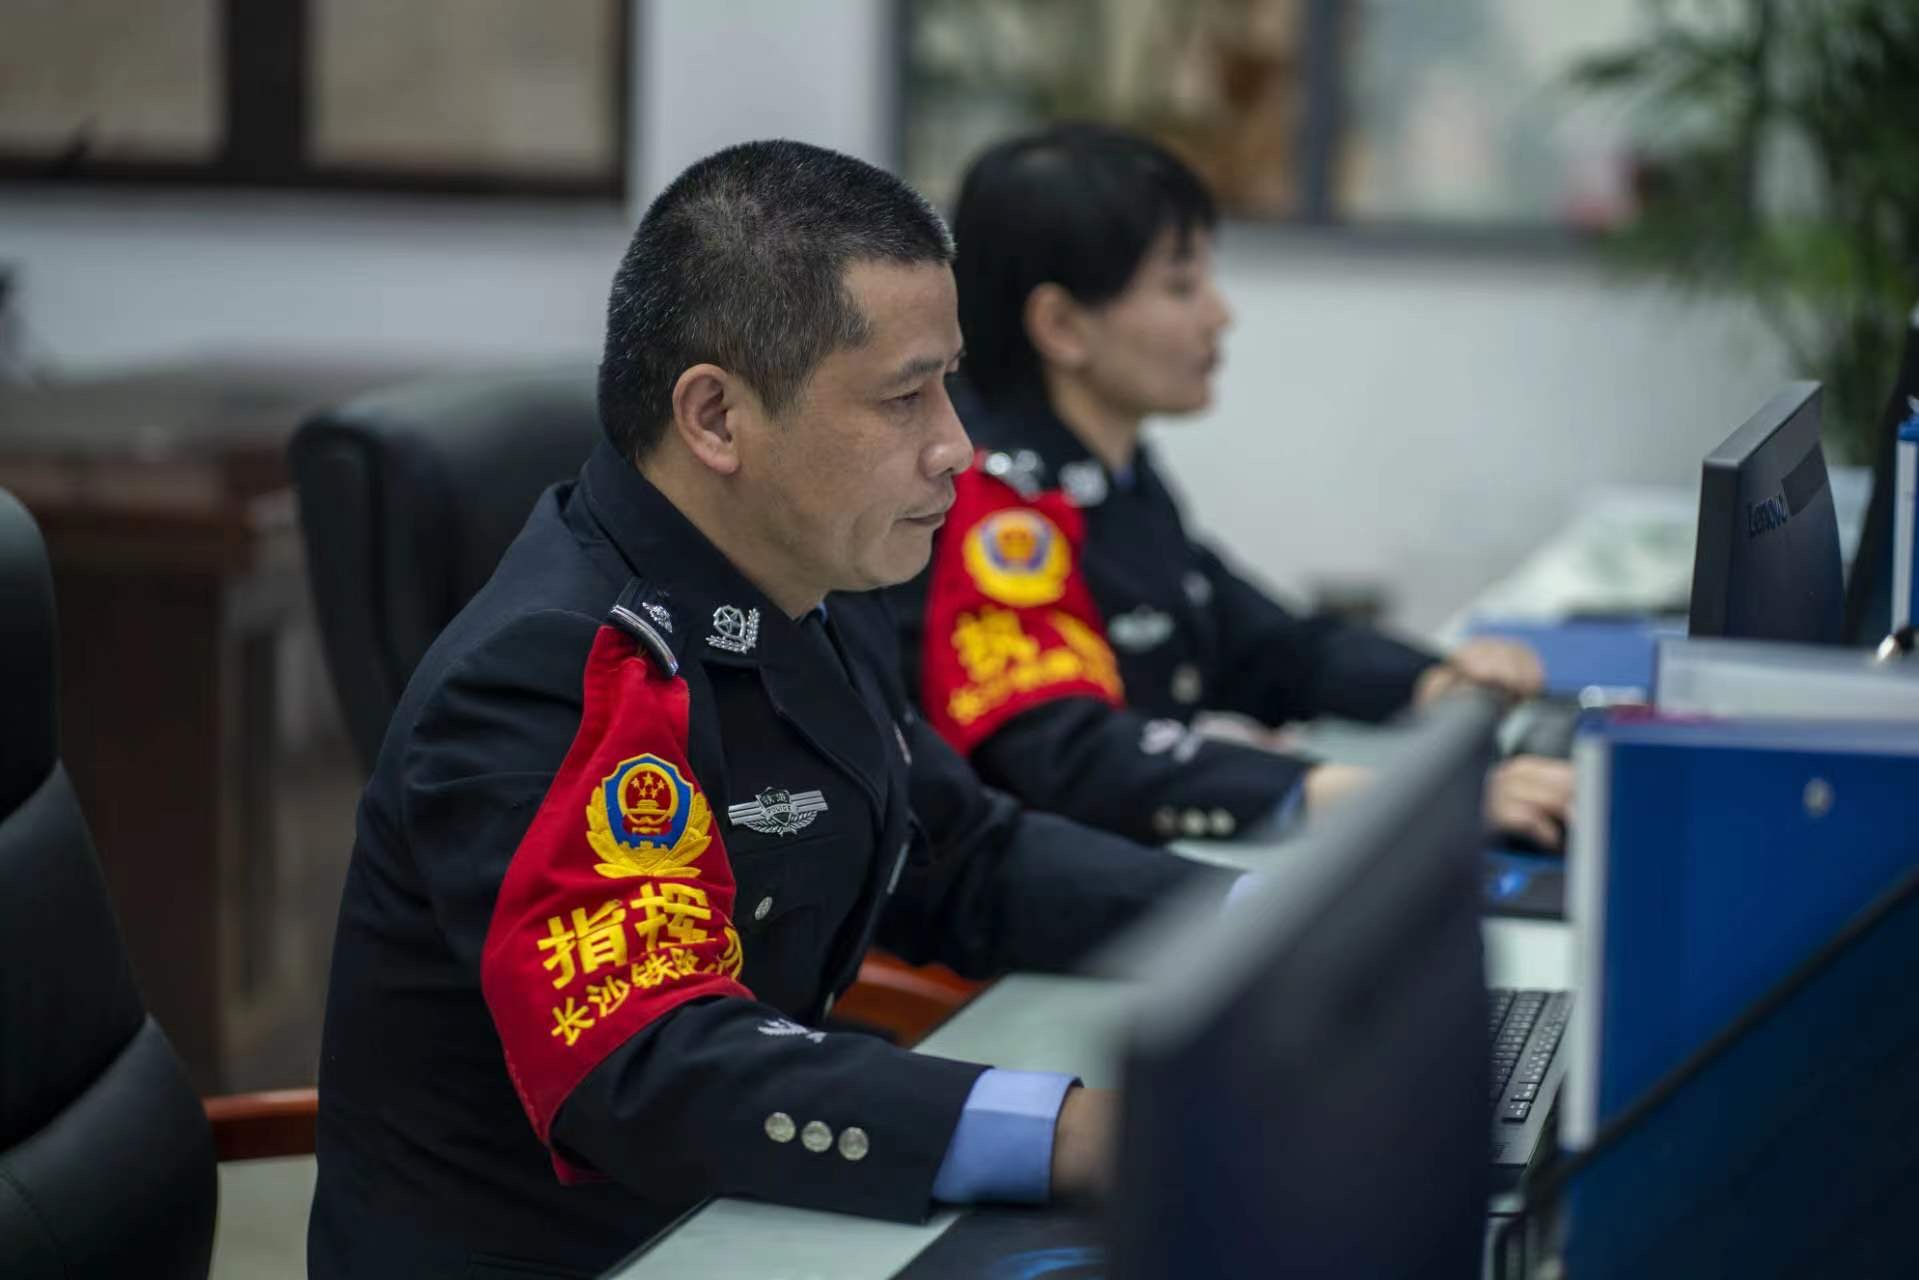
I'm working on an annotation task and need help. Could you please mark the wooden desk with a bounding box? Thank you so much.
[0,357,432,1089]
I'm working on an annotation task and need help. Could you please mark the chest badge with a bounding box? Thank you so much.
[584,754,713,879]
[1108,605,1175,654]
[729,786,828,836]
[1058,459,1109,507]
[962,509,1071,607]
[708,604,760,654]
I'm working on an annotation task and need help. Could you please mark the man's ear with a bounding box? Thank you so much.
[1023,282,1093,371]
[668,363,747,475]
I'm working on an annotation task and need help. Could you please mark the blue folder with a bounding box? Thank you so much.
[1552,717,1919,1272]
[1566,717,1919,1142]
[1464,617,1682,698]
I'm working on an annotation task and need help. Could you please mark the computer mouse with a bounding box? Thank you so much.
[1503,698,1582,761]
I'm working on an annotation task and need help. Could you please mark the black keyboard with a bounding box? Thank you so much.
[1488,987,1573,1187]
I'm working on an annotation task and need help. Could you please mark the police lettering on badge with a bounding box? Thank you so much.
[728,787,828,836]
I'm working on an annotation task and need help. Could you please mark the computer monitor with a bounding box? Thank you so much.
[1840,305,1919,647]
[1687,382,1844,645]
[1105,694,1499,1280]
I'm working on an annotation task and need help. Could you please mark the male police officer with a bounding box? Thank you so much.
[307,141,1226,1277]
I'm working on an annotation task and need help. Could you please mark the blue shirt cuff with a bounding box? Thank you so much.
[1225,872,1266,911]
[931,1069,1079,1204]
[1237,780,1307,842]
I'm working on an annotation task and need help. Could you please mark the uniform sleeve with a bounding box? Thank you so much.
[1193,543,1440,726]
[400,610,993,1224]
[917,471,1124,756]
[970,696,1317,845]
[876,710,1237,978]
[907,470,1319,845]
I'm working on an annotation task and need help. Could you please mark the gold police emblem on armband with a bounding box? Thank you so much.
[585,753,713,879]
[962,509,1071,607]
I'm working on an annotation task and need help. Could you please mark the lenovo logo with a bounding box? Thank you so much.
[1746,491,1791,537]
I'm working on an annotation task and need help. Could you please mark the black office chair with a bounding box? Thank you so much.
[288,365,601,769]
[0,486,218,1277]
[287,368,985,1045]
[0,490,317,1279]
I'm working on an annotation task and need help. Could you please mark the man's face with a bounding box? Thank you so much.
[1073,227,1231,419]
[736,260,972,596]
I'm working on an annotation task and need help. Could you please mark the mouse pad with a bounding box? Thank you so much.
[1483,848,1566,920]
[893,1206,1105,1279]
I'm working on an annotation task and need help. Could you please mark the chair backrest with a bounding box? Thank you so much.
[0,488,218,1280]
[288,366,601,768]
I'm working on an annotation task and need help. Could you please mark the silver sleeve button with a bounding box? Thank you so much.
[764,1112,796,1143]
[800,1120,833,1153]
[837,1127,870,1161]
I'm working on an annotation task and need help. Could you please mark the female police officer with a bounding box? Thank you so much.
[893,124,1572,850]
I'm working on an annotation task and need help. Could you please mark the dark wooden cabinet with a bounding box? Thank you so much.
[0,357,433,1089]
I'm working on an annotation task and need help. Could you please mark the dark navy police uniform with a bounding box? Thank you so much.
[892,385,1440,847]
[308,441,1222,1277]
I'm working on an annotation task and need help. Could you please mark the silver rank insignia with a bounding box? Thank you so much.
[1057,459,1109,507]
[1139,717,1204,763]
[642,601,673,633]
[982,448,1045,498]
[756,1017,826,1044]
[708,604,760,654]
[1108,605,1175,653]
[728,786,828,835]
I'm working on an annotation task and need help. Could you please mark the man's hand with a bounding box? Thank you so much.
[1485,756,1574,850]
[1301,763,1373,817]
[1415,638,1547,706]
[1050,1085,1118,1202]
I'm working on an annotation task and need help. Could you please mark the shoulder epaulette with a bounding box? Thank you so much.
[606,578,678,677]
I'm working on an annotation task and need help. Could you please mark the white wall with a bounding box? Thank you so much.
[639,0,893,193]
[1159,240,1792,630]
[0,0,1793,631]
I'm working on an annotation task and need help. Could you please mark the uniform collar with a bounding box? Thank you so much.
[578,440,816,671]
[958,380,1151,507]
[579,442,897,852]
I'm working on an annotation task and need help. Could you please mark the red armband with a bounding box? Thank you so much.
[920,465,1124,756]
[480,626,748,1183]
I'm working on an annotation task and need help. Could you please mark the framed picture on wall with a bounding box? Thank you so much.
[0,0,630,199]
[898,0,1647,234]
[900,0,1317,220]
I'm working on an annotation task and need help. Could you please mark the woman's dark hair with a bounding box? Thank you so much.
[953,123,1217,408]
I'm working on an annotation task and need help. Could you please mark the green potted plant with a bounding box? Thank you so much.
[1571,0,1919,462]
